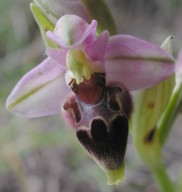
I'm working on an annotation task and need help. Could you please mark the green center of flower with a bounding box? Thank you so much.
[66,49,91,84]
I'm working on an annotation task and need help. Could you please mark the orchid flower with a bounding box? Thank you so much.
[6,14,175,184]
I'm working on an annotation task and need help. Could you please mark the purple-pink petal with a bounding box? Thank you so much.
[46,48,67,69]
[85,30,109,60]
[81,19,97,49]
[46,14,97,49]
[6,58,71,118]
[105,35,175,90]
[46,31,65,49]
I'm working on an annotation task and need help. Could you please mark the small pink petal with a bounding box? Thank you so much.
[105,35,175,90]
[6,58,71,118]
[46,14,97,48]
[46,31,64,48]
[46,48,67,69]
[86,30,109,60]
[81,19,97,49]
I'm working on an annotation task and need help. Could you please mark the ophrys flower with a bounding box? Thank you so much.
[6,14,175,184]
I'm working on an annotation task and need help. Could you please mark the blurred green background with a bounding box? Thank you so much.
[0,0,182,192]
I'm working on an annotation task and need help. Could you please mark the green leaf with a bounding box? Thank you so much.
[158,83,182,146]
[132,73,175,165]
[30,3,58,48]
[33,0,90,25]
[131,36,175,167]
[33,0,59,24]
[158,37,182,146]
[131,86,163,166]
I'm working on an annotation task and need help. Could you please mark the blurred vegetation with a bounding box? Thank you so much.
[0,0,182,192]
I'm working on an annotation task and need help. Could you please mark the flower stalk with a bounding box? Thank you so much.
[158,48,182,146]
[151,162,175,192]
[158,83,182,146]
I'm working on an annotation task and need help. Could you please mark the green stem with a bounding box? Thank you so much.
[158,83,182,146]
[151,162,175,192]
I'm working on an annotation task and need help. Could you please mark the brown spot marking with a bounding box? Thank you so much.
[148,102,155,109]
[144,127,156,143]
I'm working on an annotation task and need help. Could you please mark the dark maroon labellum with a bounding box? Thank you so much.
[63,73,133,171]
